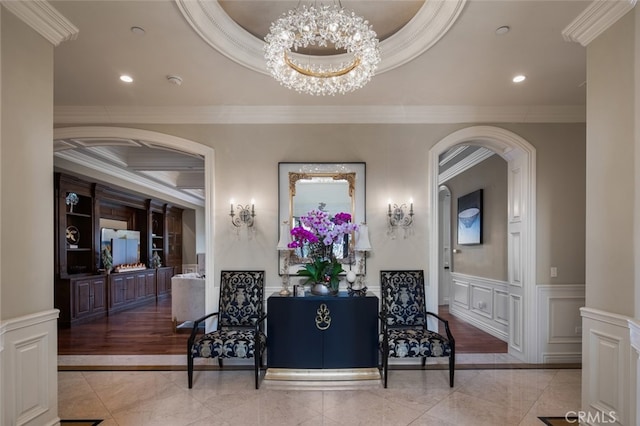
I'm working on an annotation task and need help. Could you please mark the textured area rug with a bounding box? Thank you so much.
[60,420,102,425]
[539,417,578,425]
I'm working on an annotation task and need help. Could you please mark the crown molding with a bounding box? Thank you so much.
[175,0,466,76]
[1,0,78,46]
[562,0,637,46]
[439,148,495,184]
[54,105,586,125]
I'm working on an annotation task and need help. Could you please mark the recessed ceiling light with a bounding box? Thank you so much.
[120,75,133,83]
[495,26,510,35]
[131,26,145,35]
[512,75,526,83]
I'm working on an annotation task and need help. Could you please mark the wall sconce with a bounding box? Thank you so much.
[348,223,372,296]
[230,199,255,237]
[276,221,293,296]
[387,198,414,239]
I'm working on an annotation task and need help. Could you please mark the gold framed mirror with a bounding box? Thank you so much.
[278,162,366,275]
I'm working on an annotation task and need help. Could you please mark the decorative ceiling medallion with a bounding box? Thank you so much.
[175,0,467,76]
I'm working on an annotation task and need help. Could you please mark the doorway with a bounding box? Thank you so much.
[427,126,537,363]
[53,127,216,354]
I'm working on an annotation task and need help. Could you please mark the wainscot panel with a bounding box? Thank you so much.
[449,272,508,342]
[581,307,632,426]
[1,309,60,426]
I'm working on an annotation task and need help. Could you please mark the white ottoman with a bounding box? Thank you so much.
[171,274,205,330]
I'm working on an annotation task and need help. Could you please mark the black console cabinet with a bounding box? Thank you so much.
[267,292,379,369]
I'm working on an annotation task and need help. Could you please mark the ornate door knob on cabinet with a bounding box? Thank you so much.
[315,303,331,330]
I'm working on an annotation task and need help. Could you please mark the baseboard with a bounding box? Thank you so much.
[541,352,582,364]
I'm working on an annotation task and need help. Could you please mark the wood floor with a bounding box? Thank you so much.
[57,297,507,355]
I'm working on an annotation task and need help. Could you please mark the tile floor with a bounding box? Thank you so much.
[58,355,581,426]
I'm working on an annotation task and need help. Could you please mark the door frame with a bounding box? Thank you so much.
[427,126,537,362]
[53,126,217,316]
[438,185,452,306]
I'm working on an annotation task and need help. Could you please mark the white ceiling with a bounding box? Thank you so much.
[49,0,591,206]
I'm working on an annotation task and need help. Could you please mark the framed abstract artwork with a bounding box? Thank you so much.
[457,189,483,245]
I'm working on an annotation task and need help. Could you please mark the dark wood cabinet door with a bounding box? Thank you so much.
[74,279,92,317]
[156,266,174,296]
[124,275,136,303]
[110,275,125,307]
[91,278,106,311]
[145,271,156,297]
[267,297,324,368]
[321,297,379,368]
[71,276,107,321]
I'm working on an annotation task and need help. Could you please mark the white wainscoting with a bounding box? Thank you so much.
[537,284,585,364]
[1,309,60,426]
[581,307,634,426]
[449,273,509,342]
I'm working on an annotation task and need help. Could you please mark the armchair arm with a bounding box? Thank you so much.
[426,311,455,344]
[188,312,219,346]
[253,313,267,332]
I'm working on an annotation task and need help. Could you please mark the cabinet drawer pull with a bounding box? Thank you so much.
[315,303,331,330]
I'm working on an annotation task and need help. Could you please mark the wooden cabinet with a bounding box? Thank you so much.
[156,266,174,297]
[74,276,107,317]
[166,206,183,273]
[55,172,184,326]
[108,270,158,314]
[267,293,379,369]
[56,275,107,326]
[55,173,98,277]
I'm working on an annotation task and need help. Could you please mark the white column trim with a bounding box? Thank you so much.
[562,0,637,46]
[0,0,78,46]
[581,306,632,327]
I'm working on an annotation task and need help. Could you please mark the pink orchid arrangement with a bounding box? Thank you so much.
[288,209,358,291]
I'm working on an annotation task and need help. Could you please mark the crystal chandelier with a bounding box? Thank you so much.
[264,4,381,96]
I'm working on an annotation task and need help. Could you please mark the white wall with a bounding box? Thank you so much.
[0,7,60,426]
[97,123,587,299]
[582,6,638,425]
[585,11,636,317]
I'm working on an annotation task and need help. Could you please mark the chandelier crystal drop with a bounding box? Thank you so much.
[264,4,381,96]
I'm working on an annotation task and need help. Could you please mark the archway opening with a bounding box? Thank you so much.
[428,126,537,362]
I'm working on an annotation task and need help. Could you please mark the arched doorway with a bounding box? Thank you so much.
[53,126,217,315]
[427,126,537,362]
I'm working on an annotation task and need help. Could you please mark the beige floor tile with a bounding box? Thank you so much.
[58,367,583,426]
[426,391,525,426]
[57,372,111,420]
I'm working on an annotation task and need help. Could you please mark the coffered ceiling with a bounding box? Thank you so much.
[47,0,593,207]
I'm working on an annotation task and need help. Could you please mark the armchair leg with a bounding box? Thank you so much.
[448,352,455,388]
[254,355,260,389]
[383,352,389,388]
[218,358,223,368]
[421,357,426,367]
[187,347,194,389]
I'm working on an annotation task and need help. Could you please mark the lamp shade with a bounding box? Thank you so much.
[355,223,372,251]
[277,221,292,250]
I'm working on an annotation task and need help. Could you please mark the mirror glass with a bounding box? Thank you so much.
[278,162,366,275]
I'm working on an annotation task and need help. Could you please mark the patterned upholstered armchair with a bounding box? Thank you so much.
[187,270,266,389]
[379,270,455,388]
